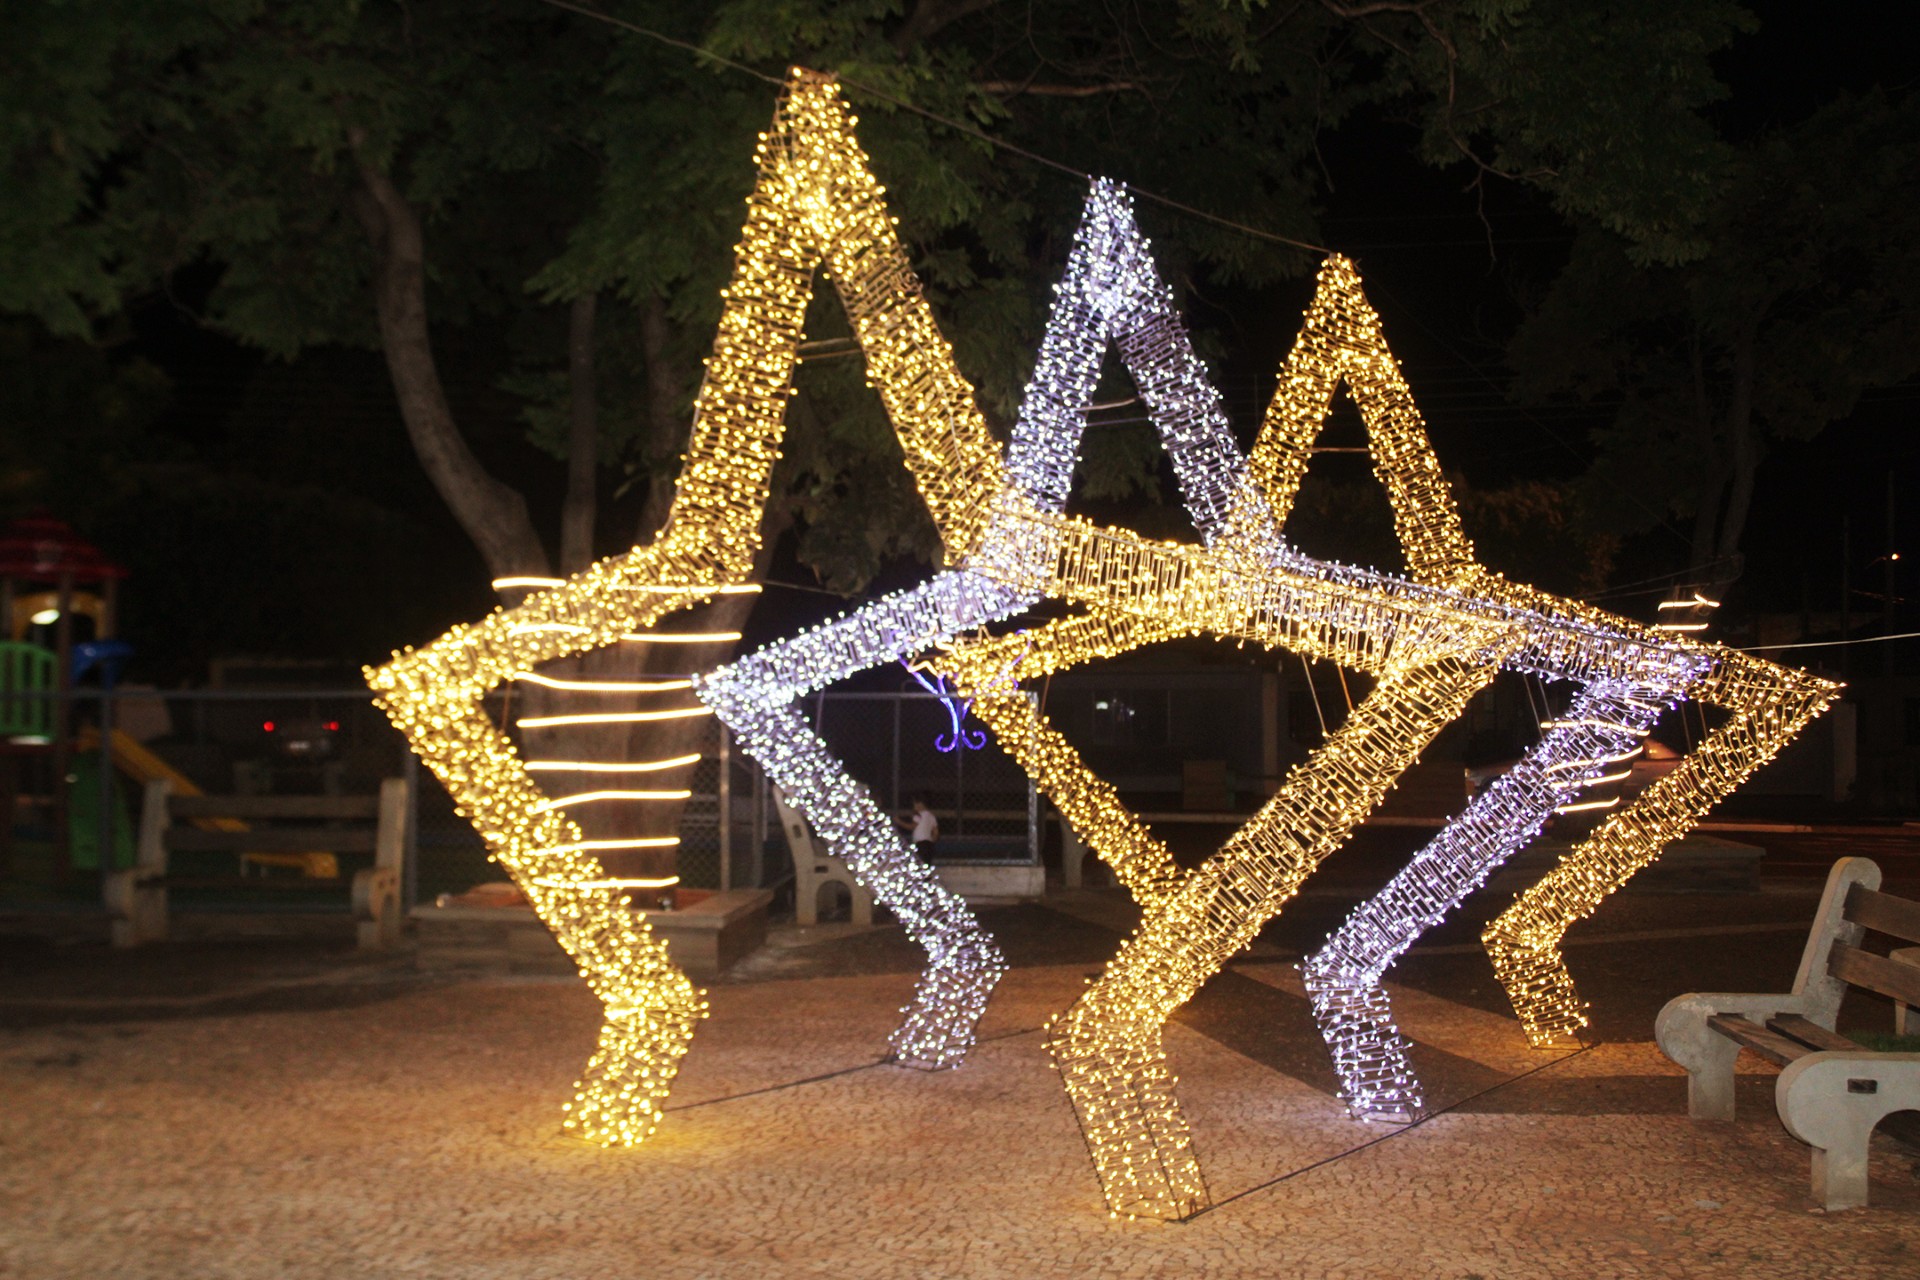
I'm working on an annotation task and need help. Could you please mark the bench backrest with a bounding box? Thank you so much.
[769,787,822,866]
[1833,876,1920,1010]
[1788,857,1880,1027]
[137,777,411,872]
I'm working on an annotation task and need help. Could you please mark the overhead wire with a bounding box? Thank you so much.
[531,0,1329,254]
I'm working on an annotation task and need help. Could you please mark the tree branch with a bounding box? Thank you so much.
[893,0,1001,53]
[975,79,1141,97]
[347,128,549,583]
[560,291,598,574]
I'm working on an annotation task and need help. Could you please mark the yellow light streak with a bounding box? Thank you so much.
[1554,796,1621,814]
[524,754,704,773]
[530,790,693,812]
[492,576,566,590]
[512,672,695,692]
[532,837,681,855]
[533,875,682,890]
[618,631,743,643]
[517,708,712,728]
[1544,747,1642,772]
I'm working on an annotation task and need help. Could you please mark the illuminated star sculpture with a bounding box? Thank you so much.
[692,176,1280,1066]
[925,196,1834,1218]
[366,71,1011,1144]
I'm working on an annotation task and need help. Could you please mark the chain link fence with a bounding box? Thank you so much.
[11,686,1037,910]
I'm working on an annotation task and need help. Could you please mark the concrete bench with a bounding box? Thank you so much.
[103,778,410,950]
[772,788,873,926]
[1655,856,1920,1208]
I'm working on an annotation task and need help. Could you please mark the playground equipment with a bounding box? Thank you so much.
[0,515,129,880]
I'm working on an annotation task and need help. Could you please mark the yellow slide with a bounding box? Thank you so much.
[78,727,338,878]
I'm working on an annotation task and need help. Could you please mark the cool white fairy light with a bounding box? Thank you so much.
[695,178,1259,1067]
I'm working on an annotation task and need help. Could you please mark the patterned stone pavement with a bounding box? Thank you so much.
[3,898,1918,1279]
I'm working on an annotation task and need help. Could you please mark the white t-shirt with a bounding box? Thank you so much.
[911,809,939,843]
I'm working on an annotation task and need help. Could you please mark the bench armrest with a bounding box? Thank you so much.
[1656,991,1815,1070]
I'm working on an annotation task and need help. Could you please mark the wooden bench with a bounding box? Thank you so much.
[103,778,411,950]
[1655,856,1920,1209]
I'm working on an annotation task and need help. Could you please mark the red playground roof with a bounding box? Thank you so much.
[0,516,127,583]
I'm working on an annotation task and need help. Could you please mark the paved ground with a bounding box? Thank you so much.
[3,883,1919,1279]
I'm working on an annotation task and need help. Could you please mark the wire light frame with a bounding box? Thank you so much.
[928,203,1834,1219]
[366,70,1010,1146]
[369,69,1834,1220]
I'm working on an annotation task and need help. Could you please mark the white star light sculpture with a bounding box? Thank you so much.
[694,177,1268,1066]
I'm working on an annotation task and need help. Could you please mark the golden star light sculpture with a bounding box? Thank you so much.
[932,247,1834,1219]
[366,70,1008,1146]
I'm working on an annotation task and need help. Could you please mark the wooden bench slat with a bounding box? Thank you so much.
[1706,1014,1811,1067]
[1765,1015,1859,1054]
[151,875,350,892]
[168,795,380,820]
[165,828,379,854]
[1845,883,1920,946]
[1828,942,1920,1007]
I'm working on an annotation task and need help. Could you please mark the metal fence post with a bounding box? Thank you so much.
[718,722,732,892]
[402,750,421,910]
[97,687,114,873]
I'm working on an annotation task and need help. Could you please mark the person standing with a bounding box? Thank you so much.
[902,797,938,861]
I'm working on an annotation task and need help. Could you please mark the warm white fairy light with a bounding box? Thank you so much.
[532,875,682,890]
[368,71,1007,1148]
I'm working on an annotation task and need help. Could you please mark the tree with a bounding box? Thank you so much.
[2,0,1760,882]
[1509,88,1920,607]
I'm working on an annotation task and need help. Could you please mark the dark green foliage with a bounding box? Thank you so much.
[2,0,1764,618]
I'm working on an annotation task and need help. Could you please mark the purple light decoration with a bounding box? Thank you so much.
[899,659,988,752]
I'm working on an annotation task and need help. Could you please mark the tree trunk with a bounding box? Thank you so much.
[638,295,686,541]
[533,512,788,904]
[527,299,785,903]
[1710,322,1760,577]
[1685,329,1731,585]
[348,141,550,582]
[560,292,599,575]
